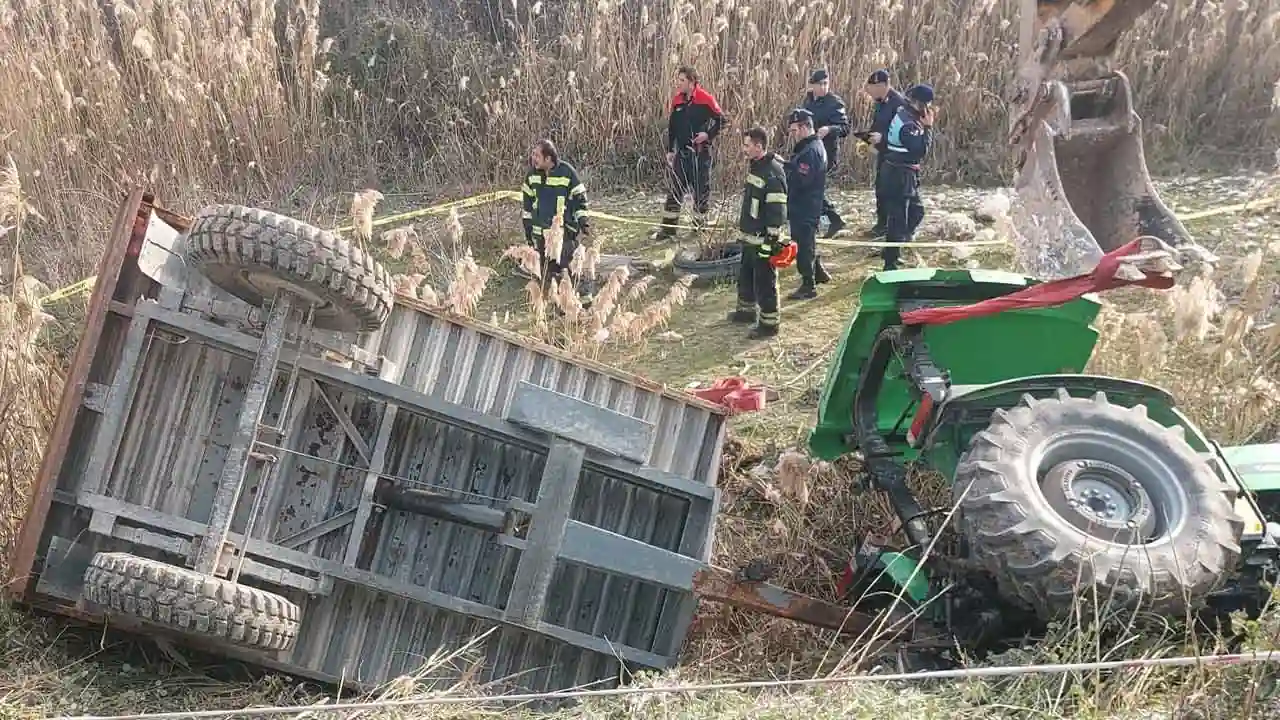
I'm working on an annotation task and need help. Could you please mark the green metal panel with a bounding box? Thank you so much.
[1221,444,1280,493]
[809,269,1105,461]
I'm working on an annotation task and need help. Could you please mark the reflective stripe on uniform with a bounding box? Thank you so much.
[573,209,588,220]
[765,226,781,237]
[522,211,532,219]
[746,174,765,188]
[759,311,779,327]
[522,184,535,195]
[527,175,543,184]
[765,192,787,203]
[750,198,760,218]
[570,183,586,196]
[545,176,571,187]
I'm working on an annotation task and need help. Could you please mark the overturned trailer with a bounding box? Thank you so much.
[7,191,890,693]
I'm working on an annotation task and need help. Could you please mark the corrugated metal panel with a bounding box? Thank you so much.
[68,278,726,691]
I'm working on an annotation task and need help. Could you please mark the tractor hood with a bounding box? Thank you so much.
[808,268,1105,461]
[1221,443,1280,494]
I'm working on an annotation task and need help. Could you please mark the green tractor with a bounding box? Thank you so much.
[808,265,1280,646]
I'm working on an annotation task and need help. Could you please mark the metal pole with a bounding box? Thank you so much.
[192,291,295,577]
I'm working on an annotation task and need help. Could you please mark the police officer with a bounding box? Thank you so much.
[729,126,789,339]
[861,69,905,240]
[784,108,830,300]
[522,139,590,284]
[801,68,851,239]
[653,65,726,241]
[880,85,936,272]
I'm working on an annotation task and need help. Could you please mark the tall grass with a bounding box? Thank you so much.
[2,0,1279,287]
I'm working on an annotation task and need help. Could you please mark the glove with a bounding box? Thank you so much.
[768,241,798,269]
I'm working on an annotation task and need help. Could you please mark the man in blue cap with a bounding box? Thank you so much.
[784,107,830,300]
[861,69,905,241]
[801,68,851,239]
[879,84,937,271]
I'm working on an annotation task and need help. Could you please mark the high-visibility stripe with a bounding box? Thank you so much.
[545,176,571,187]
[522,184,535,195]
[765,226,782,236]
[750,198,759,218]
[746,174,765,188]
[527,175,543,184]
[570,183,586,196]
[737,301,756,311]
[557,196,566,216]
[573,209,588,220]
[522,211,532,219]
[765,192,787,203]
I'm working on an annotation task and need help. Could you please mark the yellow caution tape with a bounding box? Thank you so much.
[331,190,522,234]
[38,275,97,305]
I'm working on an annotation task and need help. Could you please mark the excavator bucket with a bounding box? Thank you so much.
[1010,0,1214,280]
[1011,72,1198,279]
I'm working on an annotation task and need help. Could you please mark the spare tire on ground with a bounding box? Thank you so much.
[954,389,1244,619]
[672,243,742,284]
[184,204,394,334]
[82,552,301,652]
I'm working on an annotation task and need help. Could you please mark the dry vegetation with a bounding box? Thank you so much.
[2,0,1280,717]
[2,0,1280,286]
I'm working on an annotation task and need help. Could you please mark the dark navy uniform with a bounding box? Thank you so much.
[801,68,851,236]
[730,151,788,337]
[881,84,935,271]
[784,108,829,299]
[522,160,589,277]
[868,71,905,238]
[656,84,725,238]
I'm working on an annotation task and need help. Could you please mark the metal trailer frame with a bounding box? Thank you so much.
[7,191,885,694]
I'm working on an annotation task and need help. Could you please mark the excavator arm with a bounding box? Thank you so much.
[1009,0,1217,280]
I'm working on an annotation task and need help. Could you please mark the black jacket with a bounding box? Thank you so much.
[738,153,788,240]
[522,161,589,241]
[802,91,851,169]
[785,135,827,224]
[871,88,906,154]
[667,85,725,154]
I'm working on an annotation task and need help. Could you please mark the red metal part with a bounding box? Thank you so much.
[691,566,915,638]
[4,189,147,598]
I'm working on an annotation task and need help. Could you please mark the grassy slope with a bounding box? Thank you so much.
[2,175,1280,719]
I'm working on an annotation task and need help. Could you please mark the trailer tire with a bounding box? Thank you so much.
[82,552,300,652]
[184,204,394,334]
[954,389,1244,620]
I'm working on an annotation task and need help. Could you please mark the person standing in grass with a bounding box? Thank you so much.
[861,69,906,241]
[801,68,851,239]
[880,85,937,272]
[728,126,791,339]
[522,139,591,287]
[784,108,831,301]
[652,65,726,242]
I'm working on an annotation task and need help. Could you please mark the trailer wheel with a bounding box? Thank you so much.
[82,552,300,652]
[184,204,394,334]
[953,389,1244,620]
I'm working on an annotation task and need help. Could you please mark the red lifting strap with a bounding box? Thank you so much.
[899,239,1175,327]
[691,376,768,413]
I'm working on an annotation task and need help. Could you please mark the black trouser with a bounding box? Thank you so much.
[736,240,779,326]
[532,226,580,284]
[790,219,820,287]
[880,162,925,271]
[659,147,712,235]
[872,153,887,232]
[821,158,843,225]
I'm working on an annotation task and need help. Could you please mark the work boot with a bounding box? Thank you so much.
[814,257,832,285]
[727,309,755,324]
[823,215,846,239]
[787,284,817,302]
[864,225,886,239]
[748,323,779,339]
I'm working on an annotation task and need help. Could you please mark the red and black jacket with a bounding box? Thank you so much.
[667,85,725,154]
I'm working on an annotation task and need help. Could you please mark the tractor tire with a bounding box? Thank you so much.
[184,204,394,334]
[953,389,1244,620]
[82,552,300,652]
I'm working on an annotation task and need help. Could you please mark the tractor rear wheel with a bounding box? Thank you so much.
[82,552,300,652]
[184,204,394,334]
[953,389,1244,620]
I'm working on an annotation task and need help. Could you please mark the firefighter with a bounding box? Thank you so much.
[861,69,906,241]
[653,65,726,241]
[728,126,791,339]
[784,108,830,300]
[880,84,936,272]
[801,68,851,239]
[522,138,590,285]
